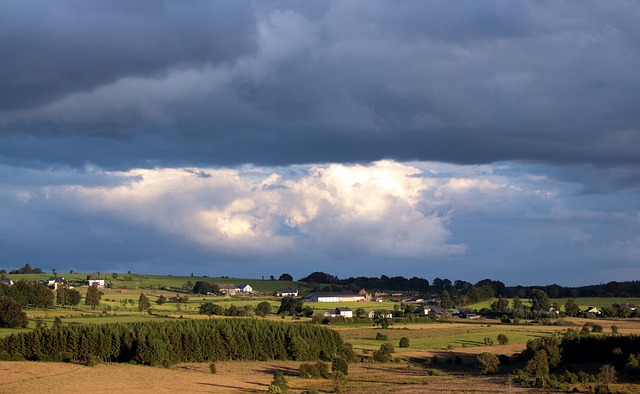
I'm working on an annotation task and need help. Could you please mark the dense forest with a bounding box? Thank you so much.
[0,319,343,366]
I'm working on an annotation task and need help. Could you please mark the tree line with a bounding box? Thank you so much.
[0,318,343,366]
[299,271,640,305]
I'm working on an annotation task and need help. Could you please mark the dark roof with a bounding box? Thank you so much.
[336,307,352,311]
[281,288,299,293]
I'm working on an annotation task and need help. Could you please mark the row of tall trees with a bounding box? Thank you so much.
[299,272,640,301]
[0,319,343,366]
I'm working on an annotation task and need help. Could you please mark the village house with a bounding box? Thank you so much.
[368,310,393,319]
[586,307,602,315]
[48,277,66,290]
[325,307,353,318]
[279,288,299,297]
[302,292,365,303]
[218,284,236,295]
[236,284,253,294]
[87,278,105,288]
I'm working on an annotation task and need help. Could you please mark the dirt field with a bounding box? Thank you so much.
[2,318,640,393]
[0,359,549,394]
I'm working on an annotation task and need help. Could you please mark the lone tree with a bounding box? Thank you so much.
[373,310,392,329]
[0,296,28,328]
[256,301,272,317]
[138,293,151,312]
[564,298,580,317]
[85,285,102,310]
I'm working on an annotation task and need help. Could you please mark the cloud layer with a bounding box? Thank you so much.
[1,2,639,285]
[1,1,639,177]
[2,160,638,285]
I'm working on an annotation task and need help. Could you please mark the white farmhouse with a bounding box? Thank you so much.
[236,284,253,293]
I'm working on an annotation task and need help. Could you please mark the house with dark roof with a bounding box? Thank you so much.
[279,288,299,297]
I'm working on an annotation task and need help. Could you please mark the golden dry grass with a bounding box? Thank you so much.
[0,360,550,394]
[2,317,640,393]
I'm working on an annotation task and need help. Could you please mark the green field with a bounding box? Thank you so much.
[465,297,640,311]
[335,321,561,352]
[4,272,311,293]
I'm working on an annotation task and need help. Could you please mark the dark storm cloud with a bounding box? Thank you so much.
[1,1,640,186]
[0,0,256,111]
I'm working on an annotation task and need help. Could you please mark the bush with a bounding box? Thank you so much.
[270,371,288,393]
[372,344,393,363]
[299,362,330,379]
[332,357,348,375]
[332,371,348,394]
[497,334,509,345]
[477,352,499,374]
[339,342,357,362]
[399,337,410,348]
[86,354,100,367]
[483,337,494,346]
[375,332,388,341]
[209,362,217,374]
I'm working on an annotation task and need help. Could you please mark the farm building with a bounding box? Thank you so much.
[302,292,365,302]
[219,284,236,295]
[48,277,66,289]
[87,279,105,288]
[236,284,253,293]
[279,288,299,297]
[368,310,393,318]
[325,307,353,318]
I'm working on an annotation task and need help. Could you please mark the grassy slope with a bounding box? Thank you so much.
[465,297,640,311]
[5,273,311,292]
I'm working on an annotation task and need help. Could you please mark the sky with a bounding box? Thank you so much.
[1,1,639,286]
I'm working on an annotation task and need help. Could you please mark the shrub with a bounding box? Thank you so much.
[497,334,509,345]
[86,354,100,367]
[375,332,388,341]
[483,337,494,346]
[372,344,393,363]
[270,371,288,393]
[339,342,357,362]
[399,337,410,348]
[477,352,499,375]
[299,362,330,379]
[333,371,348,394]
[209,362,217,374]
[332,357,348,375]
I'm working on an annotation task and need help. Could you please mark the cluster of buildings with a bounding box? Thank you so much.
[218,283,253,295]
